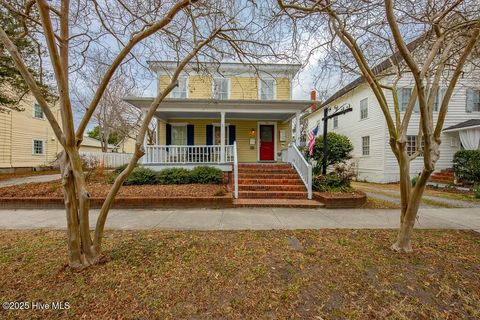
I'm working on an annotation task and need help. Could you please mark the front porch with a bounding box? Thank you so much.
[124,97,313,199]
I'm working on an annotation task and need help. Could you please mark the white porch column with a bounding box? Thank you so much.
[295,111,301,146]
[141,108,148,164]
[220,111,226,163]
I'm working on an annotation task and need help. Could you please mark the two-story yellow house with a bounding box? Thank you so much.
[0,92,62,172]
[125,61,316,202]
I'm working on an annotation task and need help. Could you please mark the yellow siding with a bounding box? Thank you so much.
[157,119,167,145]
[0,93,62,168]
[159,75,171,93]
[276,77,291,100]
[230,77,258,100]
[188,76,212,98]
[79,145,103,153]
[163,119,292,162]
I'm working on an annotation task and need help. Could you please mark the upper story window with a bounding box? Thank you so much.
[360,98,368,119]
[171,77,187,99]
[33,103,44,119]
[213,78,229,100]
[333,116,338,128]
[399,87,444,112]
[259,79,275,100]
[466,88,480,112]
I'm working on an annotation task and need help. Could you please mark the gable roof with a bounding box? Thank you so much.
[443,119,480,132]
[307,36,425,117]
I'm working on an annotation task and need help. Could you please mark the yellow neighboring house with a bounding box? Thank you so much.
[0,92,62,172]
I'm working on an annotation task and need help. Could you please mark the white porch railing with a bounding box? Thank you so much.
[143,145,234,164]
[79,152,133,168]
[286,144,313,199]
[233,141,238,199]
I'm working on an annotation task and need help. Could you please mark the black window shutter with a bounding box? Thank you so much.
[187,124,194,145]
[166,123,172,145]
[228,125,236,145]
[206,125,213,145]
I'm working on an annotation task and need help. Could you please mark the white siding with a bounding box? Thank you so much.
[306,84,387,182]
[306,71,480,183]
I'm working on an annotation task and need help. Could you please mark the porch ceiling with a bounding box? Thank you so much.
[124,97,312,121]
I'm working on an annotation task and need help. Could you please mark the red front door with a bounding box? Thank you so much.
[259,125,275,161]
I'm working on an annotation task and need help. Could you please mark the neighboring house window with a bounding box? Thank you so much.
[259,79,275,100]
[33,139,44,155]
[400,87,445,112]
[399,87,419,113]
[171,77,187,98]
[362,136,370,156]
[213,78,229,100]
[466,88,480,112]
[213,125,229,145]
[171,125,187,145]
[360,98,368,119]
[333,116,338,128]
[406,135,425,156]
[33,103,44,119]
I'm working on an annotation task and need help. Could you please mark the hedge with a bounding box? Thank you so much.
[452,150,480,184]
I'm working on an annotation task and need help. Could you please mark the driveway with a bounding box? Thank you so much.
[0,207,479,231]
[0,174,61,188]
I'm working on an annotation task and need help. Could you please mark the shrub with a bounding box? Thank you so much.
[156,168,191,184]
[452,150,480,184]
[190,166,224,184]
[114,163,138,175]
[308,132,353,175]
[475,186,480,199]
[124,167,159,185]
[411,176,419,187]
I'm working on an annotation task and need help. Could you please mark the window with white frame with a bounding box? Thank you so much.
[399,87,419,113]
[33,139,44,155]
[171,125,187,145]
[406,135,425,156]
[333,116,338,128]
[33,103,44,119]
[259,79,275,100]
[213,78,229,100]
[170,77,187,98]
[213,125,229,145]
[466,88,480,112]
[433,88,446,111]
[360,98,368,119]
[362,136,370,156]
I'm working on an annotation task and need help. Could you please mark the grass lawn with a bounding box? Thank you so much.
[1,230,479,319]
[0,170,59,181]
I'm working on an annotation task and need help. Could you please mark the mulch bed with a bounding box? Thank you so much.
[0,180,227,198]
[313,190,367,208]
[0,229,479,319]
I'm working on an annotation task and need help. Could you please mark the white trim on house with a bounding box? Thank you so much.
[32,138,45,155]
[257,121,277,162]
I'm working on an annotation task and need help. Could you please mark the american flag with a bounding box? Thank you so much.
[308,125,319,156]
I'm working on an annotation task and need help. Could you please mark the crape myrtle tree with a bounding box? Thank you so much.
[0,0,282,268]
[277,0,480,251]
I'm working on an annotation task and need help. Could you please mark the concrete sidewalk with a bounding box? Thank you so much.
[0,174,60,188]
[0,207,479,231]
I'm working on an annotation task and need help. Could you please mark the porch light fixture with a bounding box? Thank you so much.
[249,128,256,137]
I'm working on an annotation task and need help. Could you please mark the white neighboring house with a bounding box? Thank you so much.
[305,69,480,183]
[79,136,116,153]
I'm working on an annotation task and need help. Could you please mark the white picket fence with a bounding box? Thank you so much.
[79,152,133,168]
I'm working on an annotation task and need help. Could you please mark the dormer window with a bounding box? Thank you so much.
[259,79,275,100]
[171,77,187,98]
[213,78,229,100]
[33,103,44,119]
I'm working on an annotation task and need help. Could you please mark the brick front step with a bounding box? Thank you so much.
[233,198,324,208]
[238,164,292,170]
[239,191,307,199]
[239,169,297,174]
[238,173,299,179]
[239,184,306,192]
[429,178,455,184]
[238,178,304,185]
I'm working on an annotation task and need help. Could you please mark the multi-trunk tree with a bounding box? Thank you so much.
[278,0,480,251]
[0,0,276,268]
